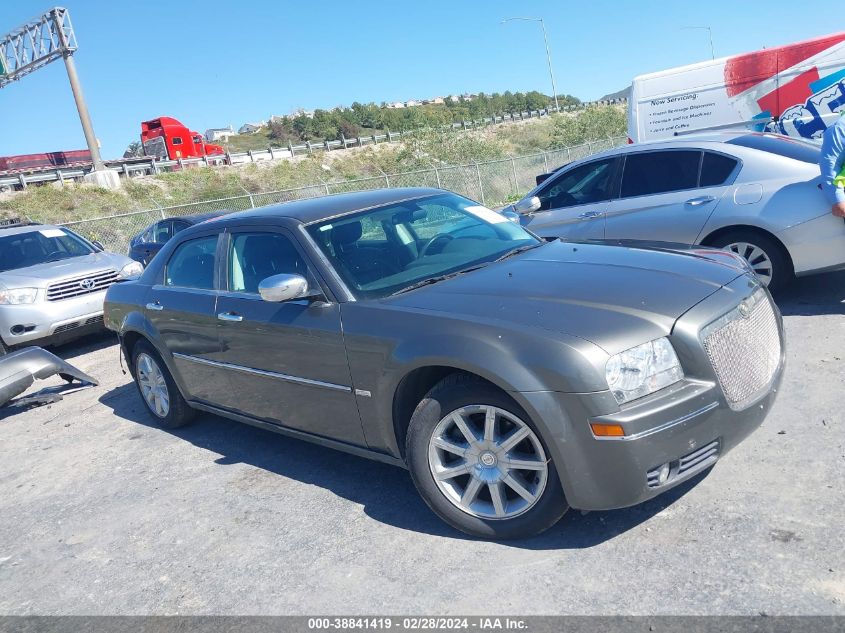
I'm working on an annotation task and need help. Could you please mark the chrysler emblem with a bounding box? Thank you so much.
[79,278,95,290]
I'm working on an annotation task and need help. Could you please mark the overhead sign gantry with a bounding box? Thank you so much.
[0,7,116,186]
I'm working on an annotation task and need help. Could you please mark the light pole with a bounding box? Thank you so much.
[501,17,560,112]
[682,25,715,60]
[52,9,104,171]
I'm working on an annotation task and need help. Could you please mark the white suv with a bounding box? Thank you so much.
[0,220,142,354]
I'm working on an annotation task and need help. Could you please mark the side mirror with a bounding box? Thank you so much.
[92,240,105,252]
[501,209,520,223]
[513,196,541,215]
[258,273,310,302]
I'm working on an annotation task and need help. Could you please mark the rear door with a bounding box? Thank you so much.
[144,230,229,404]
[213,227,364,445]
[604,149,736,245]
[523,157,620,239]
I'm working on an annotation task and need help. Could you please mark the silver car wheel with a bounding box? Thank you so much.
[724,241,773,286]
[428,404,548,520]
[136,352,170,418]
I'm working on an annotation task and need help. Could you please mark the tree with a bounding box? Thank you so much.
[269,118,296,144]
[123,141,144,158]
[550,105,626,147]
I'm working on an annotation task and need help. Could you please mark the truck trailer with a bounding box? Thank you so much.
[628,32,845,143]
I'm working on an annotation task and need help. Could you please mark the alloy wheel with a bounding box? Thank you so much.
[136,353,170,418]
[724,241,773,286]
[427,404,548,520]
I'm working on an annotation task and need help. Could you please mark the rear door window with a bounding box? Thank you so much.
[621,150,701,198]
[700,152,739,186]
[165,236,218,290]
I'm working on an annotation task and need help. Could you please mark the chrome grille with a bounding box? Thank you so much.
[701,288,781,411]
[47,270,118,301]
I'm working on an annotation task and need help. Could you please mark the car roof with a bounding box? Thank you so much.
[572,131,813,166]
[211,187,445,226]
[0,222,62,237]
[181,210,229,224]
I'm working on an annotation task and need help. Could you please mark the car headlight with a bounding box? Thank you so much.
[605,337,684,404]
[117,261,144,280]
[0,287,38,305]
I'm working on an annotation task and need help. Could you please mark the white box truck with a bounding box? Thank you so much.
[629,32,845,143]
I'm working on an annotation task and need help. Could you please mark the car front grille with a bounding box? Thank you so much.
[647,439,720,488]
[46,270,118,301]
[701,288,781,411]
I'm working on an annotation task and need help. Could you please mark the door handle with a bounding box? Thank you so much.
[217,312,243,322]
[577,210,602,219]
[685,195,716,207]
[145,302,163,311]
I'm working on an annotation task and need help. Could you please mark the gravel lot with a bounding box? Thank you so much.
[0,272,844,616]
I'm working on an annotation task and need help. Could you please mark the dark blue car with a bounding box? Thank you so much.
[128,211,227,266]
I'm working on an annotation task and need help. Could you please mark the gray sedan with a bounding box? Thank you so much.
[505,132,844,291]
[104,188,784,539]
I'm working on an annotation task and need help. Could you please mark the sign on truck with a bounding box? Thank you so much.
[629,32,845,143]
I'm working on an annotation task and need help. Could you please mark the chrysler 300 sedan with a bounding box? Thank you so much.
[104,188,785,538]
[503,132,844,291]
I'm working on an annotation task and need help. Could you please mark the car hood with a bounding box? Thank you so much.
[0,251,133,288]
[384,240,745,355]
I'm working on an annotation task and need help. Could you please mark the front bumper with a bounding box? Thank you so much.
[0,289,108,347]
[516,275,785,511]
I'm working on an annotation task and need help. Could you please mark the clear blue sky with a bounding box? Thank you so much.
[0,0,837,158]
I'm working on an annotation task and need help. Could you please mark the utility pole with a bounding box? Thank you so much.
[55,19,104,171]
[502,17,560,112]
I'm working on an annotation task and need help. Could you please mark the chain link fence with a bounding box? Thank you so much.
[62,137,626,254]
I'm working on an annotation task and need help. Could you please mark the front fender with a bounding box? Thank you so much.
[340,304,609,458]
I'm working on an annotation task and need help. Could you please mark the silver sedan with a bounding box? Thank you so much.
[505,132,845,290]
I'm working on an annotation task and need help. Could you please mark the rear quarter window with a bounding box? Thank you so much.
[700,152,739,186]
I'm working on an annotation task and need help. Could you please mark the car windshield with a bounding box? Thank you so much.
[306,192,540,299]
[0,228,94,272]
[726,133,820,164]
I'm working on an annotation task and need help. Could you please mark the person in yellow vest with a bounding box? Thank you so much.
[821,114,845,218]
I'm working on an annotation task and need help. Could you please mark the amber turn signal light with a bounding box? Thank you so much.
[590,422,625,437]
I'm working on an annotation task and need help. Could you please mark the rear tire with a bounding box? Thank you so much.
[711,230,793,292]
[405,374,568,539]
[131,340,195,429]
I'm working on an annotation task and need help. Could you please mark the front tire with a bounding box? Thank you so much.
[131,340,195,429]
[711,230,793,292]
[405,374,568,539]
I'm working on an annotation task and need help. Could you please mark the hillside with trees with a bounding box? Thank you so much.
[216,91,581,152]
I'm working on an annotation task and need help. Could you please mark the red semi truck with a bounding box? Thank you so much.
[140,116,225,160]
[0,116,226,182]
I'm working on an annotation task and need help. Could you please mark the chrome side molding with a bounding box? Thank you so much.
[172,352,351,392]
